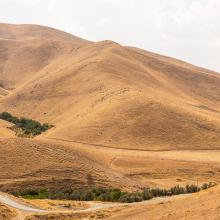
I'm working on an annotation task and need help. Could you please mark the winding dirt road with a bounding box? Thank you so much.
[0,193,46,212]
[0,191,191,220]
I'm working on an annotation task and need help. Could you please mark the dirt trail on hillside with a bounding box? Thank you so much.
[0,192,45,212]
[0,191,190,219]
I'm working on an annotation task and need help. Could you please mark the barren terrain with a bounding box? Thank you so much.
[1,23,220,219]
[0,202,17,220]
[0,119,14,138]
[107,185,220,220]
[1,24,220,150]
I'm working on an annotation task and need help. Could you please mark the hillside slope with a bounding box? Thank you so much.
[0,138,138,192]
[0,119,15,138]
[0,23,89,89]
[1,23,220,150]
[107,185,220,220]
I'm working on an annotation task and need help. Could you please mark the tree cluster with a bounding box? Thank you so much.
[12,182,216,203]
[0,112,53,136]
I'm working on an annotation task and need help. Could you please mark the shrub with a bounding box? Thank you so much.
[81,190,95,201]
[170,185,185,195]
[185,184,200,193]
[201,183,208,190]
[119,193,143,203]
[142,188,153,200]
[69,190,81,200]
[111,189,123,201]
[12,189,48,199]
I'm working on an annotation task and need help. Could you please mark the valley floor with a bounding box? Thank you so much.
[1,136,220,219]
[1,22,220,220]
[1,186,220,220]
[41,137,220,188]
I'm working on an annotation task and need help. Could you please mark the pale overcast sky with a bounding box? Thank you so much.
[0,0,219,72]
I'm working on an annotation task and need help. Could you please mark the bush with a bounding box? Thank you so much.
[12,189,48,199]
[143,188,153,200]
[170,185,185,195]
[119,193,143,203]
[201,183,208,190]
[185,184,200,193]
[81,190,95,201]
[150,188,168,197]
[111,189,123,201]
[69,190,81,200]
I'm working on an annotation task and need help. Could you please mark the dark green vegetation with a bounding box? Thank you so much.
[12,182,216,203]
[12,189,49,199]
[0,112,53,137]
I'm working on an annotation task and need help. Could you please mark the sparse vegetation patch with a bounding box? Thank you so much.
[0,112,53,137]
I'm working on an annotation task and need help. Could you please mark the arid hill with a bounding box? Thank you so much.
[0,23,89,89]
[0,138,139,192]
[1,23,220,150]
[107,185,220,220]
[0,119,14,137]
[1,23,220,220]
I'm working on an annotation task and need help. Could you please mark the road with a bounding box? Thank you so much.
[0,193,46,212]
[0,191,190,214]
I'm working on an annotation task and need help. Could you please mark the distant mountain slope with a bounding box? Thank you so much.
[0,23,90,89]
[1,23,220,150]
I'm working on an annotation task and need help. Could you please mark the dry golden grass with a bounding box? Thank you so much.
[0,23,89,89]
[24,199,89,211]
[0,119,15,138]
[1,23,220,150]
[1,136,220,191]
[106,185,220,220]
[24,210,112,220]
[39,138,220,188]
[1,23,220,219]
[0,138,139,192]
[0,202,17,220]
